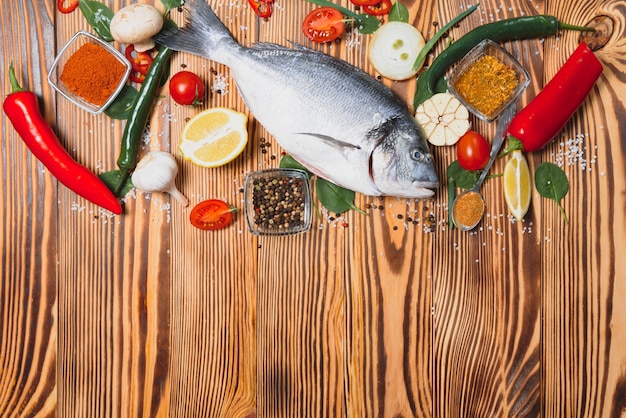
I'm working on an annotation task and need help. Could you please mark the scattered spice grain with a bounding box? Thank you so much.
[60,42,126,106]
[453,54,518,118]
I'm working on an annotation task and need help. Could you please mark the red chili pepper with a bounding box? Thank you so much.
[125,45,153,83]
[3,65,122,214]
[125,45,153,73]
[363,0,392,16]
[57,0,79,14]
[248,0,272,18]
[505,42,603,153]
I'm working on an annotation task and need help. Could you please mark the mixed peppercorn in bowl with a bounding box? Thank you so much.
[244,169,312,236]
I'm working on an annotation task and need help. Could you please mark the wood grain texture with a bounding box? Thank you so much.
[1,0,625,417]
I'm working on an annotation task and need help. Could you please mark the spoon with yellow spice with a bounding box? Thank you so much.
[452,104,516,231]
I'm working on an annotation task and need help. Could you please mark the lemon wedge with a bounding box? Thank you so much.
[179,107,248,168]
[503,150,532,221]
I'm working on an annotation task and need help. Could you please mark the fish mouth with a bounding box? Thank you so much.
[411,181,439,198]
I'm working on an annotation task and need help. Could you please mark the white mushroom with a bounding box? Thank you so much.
[110,3,163,52]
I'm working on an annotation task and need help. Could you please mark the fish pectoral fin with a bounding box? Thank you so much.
[295,133,362,150]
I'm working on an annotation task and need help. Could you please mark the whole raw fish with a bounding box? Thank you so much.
[154,0,439,198]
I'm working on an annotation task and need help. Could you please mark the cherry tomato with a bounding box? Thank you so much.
[349,0,381,6]
[363,0,392,16]
[169,71,205,106]
[302,7,345,43]
[190,199,235,231]
[456,131,490,171]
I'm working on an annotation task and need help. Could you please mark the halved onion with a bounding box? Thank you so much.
[368,21,425,81]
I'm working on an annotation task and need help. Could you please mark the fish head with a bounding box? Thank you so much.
[370,117,439,198]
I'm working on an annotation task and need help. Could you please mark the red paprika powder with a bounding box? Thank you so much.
[60,42,126,106]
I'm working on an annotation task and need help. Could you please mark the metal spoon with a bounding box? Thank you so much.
[452,104,516,231]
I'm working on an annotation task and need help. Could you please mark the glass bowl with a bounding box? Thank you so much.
[47,30,131,114]
[244,169,312,236]
[447,39,530,122]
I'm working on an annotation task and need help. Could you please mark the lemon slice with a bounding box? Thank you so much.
[503,150,532,221]
[179,107,248,168]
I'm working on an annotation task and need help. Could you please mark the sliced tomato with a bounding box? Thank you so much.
[190,199,235,231]
[349,0,381,6]
[363,0,392,16]
[302,7,345,43]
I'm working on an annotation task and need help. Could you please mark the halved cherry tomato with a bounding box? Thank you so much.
[169,71,205,106]
[302,7,345,43]
[363,0,392,16]
[456,131,490,171]
[349,0,381,6]
[248,0,272,18]
[190,199,235,231]
[58,0,79,13]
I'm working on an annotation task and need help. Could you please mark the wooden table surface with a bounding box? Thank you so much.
[2,0,625,416]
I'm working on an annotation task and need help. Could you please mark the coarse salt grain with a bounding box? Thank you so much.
[212,74,230,95]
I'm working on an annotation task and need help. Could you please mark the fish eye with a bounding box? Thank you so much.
[410,148,424,162]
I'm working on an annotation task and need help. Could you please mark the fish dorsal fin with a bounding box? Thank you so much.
[296,133,362,150]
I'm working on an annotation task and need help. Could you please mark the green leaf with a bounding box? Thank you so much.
[389,1,409,23]
[356,14,382,34]
[78,0,114,41]
[411,3,478,71]
[279,154,311,175]
[446,160,480,190]
[161,0,184,15]
[104,86,138,120]
[99,169,134,198]
[316,179,365,215]
[534,162,569,223]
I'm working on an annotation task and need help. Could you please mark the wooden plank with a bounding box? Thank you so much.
[542,0,626,416]
[0,1,57,416]
[429,0,545,415]
[1,0,626,417]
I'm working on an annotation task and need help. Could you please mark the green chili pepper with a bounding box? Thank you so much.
[414,15,593,107]
[118,45,172,171]
[107,45,173,195]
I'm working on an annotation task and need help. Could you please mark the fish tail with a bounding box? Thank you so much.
[153,0,239,64]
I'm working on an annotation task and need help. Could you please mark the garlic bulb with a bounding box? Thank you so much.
[132,151,189,206]
[415,92,470,146]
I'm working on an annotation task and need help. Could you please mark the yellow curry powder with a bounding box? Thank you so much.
[453,55,518,117]
[453,191,484,228]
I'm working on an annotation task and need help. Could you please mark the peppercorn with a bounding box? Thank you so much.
[251,175,307,231]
